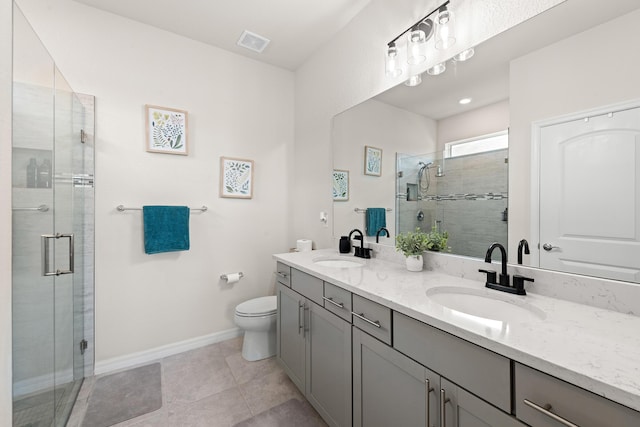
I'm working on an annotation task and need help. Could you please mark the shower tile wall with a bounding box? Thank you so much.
[12,81,57,396]
[436,149,508,259]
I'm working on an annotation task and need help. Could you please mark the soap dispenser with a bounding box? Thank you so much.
[339,236,351,254]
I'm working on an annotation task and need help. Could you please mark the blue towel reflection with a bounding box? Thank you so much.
[366,208,387,237]
[143,206,190,254]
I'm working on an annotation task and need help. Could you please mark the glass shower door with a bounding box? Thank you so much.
[12,5,93,427]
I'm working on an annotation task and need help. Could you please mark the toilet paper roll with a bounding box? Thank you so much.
[225,273,242,284]
[296,239,313,252]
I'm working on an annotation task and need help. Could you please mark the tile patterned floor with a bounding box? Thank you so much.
[67,337,327,427]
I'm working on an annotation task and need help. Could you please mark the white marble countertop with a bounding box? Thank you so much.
[274,249,640,412]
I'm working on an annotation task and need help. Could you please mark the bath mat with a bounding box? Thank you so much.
[82,363,162,427]
[233,398,326,427]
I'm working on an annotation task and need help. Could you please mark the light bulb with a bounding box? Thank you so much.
[427,63,446,76]
[404,74,422,87]
[385,43,403,77]
[407,27,427,65]
[435,6,456,50]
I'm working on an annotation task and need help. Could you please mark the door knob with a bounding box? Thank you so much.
[542,243,559,251]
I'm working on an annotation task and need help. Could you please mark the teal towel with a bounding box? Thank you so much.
[366,208,387,236]
[143,206,190,254]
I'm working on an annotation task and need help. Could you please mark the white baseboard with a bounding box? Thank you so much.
[94,327,242,376]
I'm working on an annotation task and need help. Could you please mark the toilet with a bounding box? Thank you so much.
[234,296,277,361]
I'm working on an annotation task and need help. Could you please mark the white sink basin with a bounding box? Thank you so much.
[426,286,546,323]
[313,257,364,268]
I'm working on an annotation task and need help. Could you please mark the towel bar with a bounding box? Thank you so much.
[354,208,392,213]
[117,205,208,212]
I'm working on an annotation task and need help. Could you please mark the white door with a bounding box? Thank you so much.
[539,106,640,282]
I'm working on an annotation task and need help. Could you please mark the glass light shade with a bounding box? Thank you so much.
[426,63,446,76]
[385,43,403,77]
[404,73,422,87]
[435,8,456,50]
[453,48,475,62]
[407,28,427,65]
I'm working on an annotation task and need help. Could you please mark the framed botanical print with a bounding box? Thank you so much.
[145,105,188,155]
[364,145,382,176]
[332,169,349,201]
[220,157,254,199]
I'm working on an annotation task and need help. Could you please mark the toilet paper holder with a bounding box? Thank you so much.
[220,272,244,281]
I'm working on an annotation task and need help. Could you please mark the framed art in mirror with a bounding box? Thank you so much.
[333,169,349,201]
[364,145,382,176]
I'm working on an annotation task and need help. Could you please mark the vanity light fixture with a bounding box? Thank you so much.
[385,1,463,84]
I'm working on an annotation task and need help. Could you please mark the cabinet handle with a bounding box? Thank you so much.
[523,399,580,427]
[303,303,310,338]
[425,379,434,427]
[323,296,344,308]
[351,312,381,328]
[277,272,288,279]
[440,389,450,427]
[298,301,304,335]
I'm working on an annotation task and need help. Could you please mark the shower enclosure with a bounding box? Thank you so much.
[12,5,94,426]
[396,148,508,259]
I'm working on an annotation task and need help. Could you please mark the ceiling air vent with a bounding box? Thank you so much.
[237,30,270,53]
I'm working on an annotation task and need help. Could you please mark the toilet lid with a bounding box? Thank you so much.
[236,296,277,316]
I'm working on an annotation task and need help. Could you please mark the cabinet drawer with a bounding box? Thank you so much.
[276,262,291,287]
[515,362,640,427]
[352,294,392,345]
[323,282,352,322]
[291,268,323,305]
[393,311,510,412]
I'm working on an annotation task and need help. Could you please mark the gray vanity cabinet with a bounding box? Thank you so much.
[277,278,352,427]
[514,362,640,427]
[353,327,432,427]
[277,282,306,391]
[353,326,524,427]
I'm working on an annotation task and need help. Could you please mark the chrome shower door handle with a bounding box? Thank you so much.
[41,233,75,276]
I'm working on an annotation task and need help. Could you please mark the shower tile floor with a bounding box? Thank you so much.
[67,337,327,427]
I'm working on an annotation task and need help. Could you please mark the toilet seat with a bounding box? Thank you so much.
[235,296,277,317]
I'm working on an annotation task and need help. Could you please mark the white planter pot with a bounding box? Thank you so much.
[405,254,423,272]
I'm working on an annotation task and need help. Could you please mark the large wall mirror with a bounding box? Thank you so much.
[332,0,640,283]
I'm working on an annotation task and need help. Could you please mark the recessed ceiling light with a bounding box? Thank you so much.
[459,98,472,105]
[237,30,270,53]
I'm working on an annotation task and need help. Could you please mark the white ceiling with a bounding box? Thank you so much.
[73,0,371,70]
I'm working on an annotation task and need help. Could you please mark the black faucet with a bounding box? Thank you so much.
[517,239,530,265]
[375,227,389,244]
[349,228,371,259]
[484,242,509,286]
[479,242,532,295]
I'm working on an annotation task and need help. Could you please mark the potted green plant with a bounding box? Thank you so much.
[395,228,429,271]
[425,225,449,252]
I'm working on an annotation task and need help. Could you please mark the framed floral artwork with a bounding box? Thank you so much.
[220,157,254,199]
[145,105,188,155]
[332,169,349,201]
[364,145,382,176]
